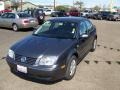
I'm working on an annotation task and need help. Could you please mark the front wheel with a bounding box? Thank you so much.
[65,56,77,80]
[100,17,102,20]
[90,39,97,52]
[114,18,118,21]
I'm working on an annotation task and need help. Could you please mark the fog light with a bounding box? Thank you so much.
[61,65,65,69]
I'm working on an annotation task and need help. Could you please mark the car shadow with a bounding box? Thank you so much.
[11,70,63,85]
[0,27,36,32]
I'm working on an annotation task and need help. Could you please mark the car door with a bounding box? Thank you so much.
[119,14,120,19]
[77,21,89,59]
[85,20,96,50]
[6,13,16,28]
[0,13,8,27]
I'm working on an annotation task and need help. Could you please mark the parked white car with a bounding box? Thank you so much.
[44,9,54,16]
[81,10,92,17]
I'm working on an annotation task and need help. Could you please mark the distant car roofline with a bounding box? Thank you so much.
[48,17,87,23]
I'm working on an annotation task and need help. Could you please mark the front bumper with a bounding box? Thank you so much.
[6,56,66,81]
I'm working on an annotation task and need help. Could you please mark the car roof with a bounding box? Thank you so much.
[16,12,28,14]
[4,12,27,14]
[49,17,87,23]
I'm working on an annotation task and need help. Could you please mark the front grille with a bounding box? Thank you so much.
[15,54,37,65]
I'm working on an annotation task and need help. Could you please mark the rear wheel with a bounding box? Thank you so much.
[12,24,18,32]
[65,56,77,80]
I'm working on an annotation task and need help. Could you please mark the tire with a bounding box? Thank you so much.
[100,17,102,20]
[65,56,77,80]
[115,18,118,21]
[109,18,112,21]
[12,24,18,32]
[91,39,97,52]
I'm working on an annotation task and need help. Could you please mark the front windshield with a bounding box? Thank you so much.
[34,21,77,39]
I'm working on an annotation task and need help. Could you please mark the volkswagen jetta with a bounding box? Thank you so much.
[6,17,97,81]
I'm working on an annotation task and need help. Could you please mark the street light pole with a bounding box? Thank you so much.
[21,0,22,11]
[109,0,114,12]
[54,0,55,10]
[73,0,74,6]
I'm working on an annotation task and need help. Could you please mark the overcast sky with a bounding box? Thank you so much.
[25,0,120,8]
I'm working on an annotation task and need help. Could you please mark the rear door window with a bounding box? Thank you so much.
[18,13,31,18]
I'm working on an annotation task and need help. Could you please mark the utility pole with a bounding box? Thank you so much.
[20,0,22,11]
[109,0,114,12]
[73,0,74,6]
[54,0,55,10]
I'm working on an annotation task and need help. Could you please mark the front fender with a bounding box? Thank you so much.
[66,48,78,65]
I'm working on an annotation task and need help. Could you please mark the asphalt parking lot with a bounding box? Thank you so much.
[0,18,120,90]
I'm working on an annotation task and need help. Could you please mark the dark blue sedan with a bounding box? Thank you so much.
[6,17,97,81]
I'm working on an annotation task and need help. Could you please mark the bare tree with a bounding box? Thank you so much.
[74,1,84,11]
[93,5,101,11]
[11,0,20,11]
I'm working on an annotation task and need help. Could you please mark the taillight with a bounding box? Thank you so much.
[24,20,29,23]
[22,19,30,25]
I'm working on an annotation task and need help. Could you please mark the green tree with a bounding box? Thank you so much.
[93,5,101,11]
[74,1,84,11]
[55,5,69,12]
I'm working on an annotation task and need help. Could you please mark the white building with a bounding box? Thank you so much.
[0,1,5,11]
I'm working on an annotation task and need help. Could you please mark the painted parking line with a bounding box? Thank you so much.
[97,44,120,52]
[84,60,120,65]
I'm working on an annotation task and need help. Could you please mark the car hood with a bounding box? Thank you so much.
[11,35,75,58]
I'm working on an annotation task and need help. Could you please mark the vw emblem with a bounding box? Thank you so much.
[21,57,27,63]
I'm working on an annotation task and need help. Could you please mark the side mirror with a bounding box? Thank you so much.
[81,34,88,38]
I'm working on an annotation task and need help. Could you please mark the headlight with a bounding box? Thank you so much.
[8,49,15,59]
[35,56,58,66]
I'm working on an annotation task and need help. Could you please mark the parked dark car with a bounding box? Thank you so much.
[93,11,112,20]
[69,9,80,16]
[92,13,100,19]
[24,9,45,24]
[51,11,67,17]
[6,17,97,81]
[107,12,120,21]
